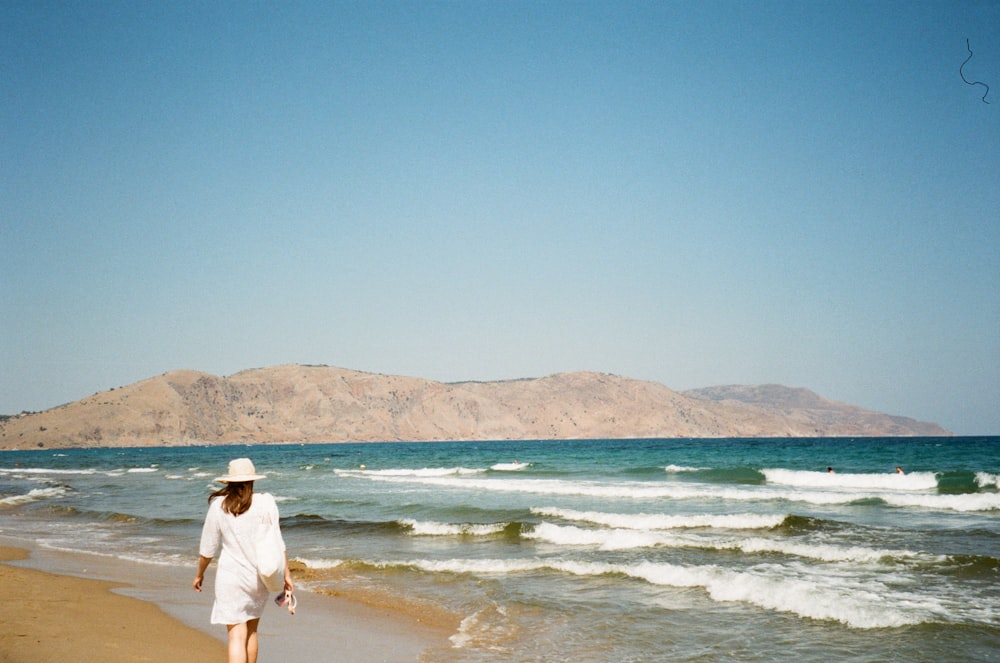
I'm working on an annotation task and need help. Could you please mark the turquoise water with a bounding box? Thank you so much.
[2,437,998,661]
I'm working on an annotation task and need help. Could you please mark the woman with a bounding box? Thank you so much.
[193,458,293,663]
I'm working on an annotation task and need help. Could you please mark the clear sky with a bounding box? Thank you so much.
[2,1,998,434]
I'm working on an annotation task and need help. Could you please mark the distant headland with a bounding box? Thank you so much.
[0,365,950,450]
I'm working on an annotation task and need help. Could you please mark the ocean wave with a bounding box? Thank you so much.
[399,519,511,537]
[450,604,516,651]
[115,552,179,566]
[364,557,951,628]
[335,467,486,478]
[878,491,1000,512]
[933,551,1000,580]
[0,467,97,476]
[296,557,345,570]
[0,485,71,506]
[0,465,163,479]
[531,507,787,530]
[762,469,938,491]
[622,560,929,629]
[338,472,709,499]
[490,462,529,471]
[32,541,181,567]
[523,522,925,563]
[523,522,681,550]
[61,507,198,528]
[342,472,1000,513]
[975,472,999,489]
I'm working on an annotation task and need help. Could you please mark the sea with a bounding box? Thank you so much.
[1,437,998,662]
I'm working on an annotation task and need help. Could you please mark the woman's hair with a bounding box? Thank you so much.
[208,481,254,516]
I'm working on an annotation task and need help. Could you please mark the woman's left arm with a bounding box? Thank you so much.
[270,493,294,592]
[283,551,294,592]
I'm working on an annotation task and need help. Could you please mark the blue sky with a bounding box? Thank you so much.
[2,1,998,434]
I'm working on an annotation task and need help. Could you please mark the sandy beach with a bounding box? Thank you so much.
[0,546,224,663]
[0,543,453,663]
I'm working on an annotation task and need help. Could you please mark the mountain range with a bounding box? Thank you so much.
[0,365,949,450]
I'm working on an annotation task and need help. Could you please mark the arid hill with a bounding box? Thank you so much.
[0,365,950,450]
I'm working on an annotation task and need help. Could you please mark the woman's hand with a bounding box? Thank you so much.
[193,554,212,592]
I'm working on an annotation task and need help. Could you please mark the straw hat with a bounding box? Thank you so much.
[215,458,266,483]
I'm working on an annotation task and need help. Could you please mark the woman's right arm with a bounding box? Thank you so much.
[195,501,221,592]
[193,554,213,592]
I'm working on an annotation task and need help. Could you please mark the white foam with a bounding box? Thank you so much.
[400,519,509,537]
[879,491,1000,512]
[338,470,998,513]
[524,522,921,563]
[373,556,934,628]
[532,506,787,530]
[339,473,709,499]
[490,462,529,471]
[116,552,176,566]
[297,557,345,570]
[723,537,922,563]
[664,464,704,472]
[0,467,96,476]
[450,610,483,649]
[36,541,117,557]
[525,523,664,550]
[342,472,814,509]
[623,560,925,628]
[335,466,485,478]
[975,472,998,489]
[127,467,159,474]
[0,486,70,506]
[388,557,544,575]
[763,469,937,491]
[449,604,514,651]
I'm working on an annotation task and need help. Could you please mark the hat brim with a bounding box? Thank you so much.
[215,473,266,483]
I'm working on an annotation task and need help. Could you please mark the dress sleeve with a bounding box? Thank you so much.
[199,500,222,559]
[265,493,287,552]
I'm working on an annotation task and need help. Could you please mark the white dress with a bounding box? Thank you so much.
[199,492,285,625]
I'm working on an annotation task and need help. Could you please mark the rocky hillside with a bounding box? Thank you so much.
[0,365,950,450]
[682,385,947,437]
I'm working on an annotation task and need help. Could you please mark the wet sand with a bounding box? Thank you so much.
[0,544,453,662]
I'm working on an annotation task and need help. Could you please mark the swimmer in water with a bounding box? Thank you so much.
[895,466,904,474]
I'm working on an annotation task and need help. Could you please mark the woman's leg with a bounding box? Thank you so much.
[226,619,260,663]
[226,622,248,663]
[246,618,260,663]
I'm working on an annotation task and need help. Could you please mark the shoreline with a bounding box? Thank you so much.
[0,538,454,662]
